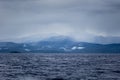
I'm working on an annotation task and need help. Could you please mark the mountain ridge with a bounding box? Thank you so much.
[0,36,120,53]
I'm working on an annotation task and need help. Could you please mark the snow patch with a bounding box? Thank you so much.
[72,46,77,50]
[25,49,31,52]
[72,46,85,50]
[77,47,85,49]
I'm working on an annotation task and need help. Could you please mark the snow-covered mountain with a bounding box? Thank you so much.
[0,36,120,53]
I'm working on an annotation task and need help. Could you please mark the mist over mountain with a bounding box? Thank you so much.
[94,36,120,44]
[0,36,120,53]
[0,0,120,44]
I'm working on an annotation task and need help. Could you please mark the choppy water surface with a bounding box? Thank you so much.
[0,53,120,80]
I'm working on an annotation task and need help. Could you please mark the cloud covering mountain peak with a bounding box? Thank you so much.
[0,0,120,43]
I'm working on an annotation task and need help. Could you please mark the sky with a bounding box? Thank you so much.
[0,0,120,43]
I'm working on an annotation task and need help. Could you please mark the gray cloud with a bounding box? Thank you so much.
[0,0,120,43]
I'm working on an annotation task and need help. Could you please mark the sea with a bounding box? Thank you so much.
[0,53,120,80]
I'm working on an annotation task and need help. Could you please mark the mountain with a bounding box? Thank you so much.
[0,36,120,53]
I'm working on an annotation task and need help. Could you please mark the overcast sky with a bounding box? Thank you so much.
[0,0,120,43]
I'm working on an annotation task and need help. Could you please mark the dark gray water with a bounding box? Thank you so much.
[0,53,120,80]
